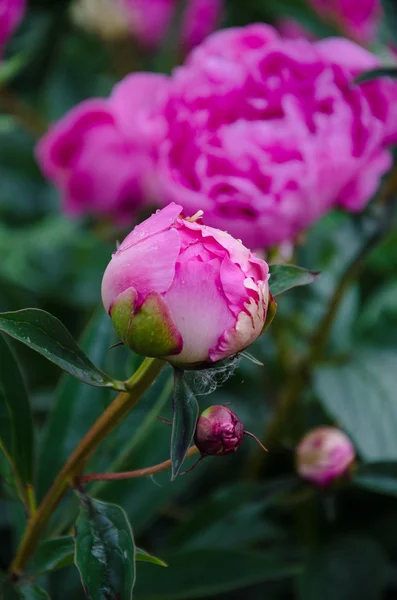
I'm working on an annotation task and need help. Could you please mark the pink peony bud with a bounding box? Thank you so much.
[101,203,270,368]
[310,0,380,45]
[0,0,25,56]
[194,405,244,456]
[296,427,355,487]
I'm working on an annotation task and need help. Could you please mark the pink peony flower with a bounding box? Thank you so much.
[310,0,380,45]
[36,74,170,222]
[37,24,397,249]
[0,0,25,56]
[194,405,244,456]
[155,25,397,248]
[296,427,355,487]
[101,203,270,367]
[124,0,223,50]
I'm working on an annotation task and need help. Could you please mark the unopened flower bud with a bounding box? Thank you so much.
[296,427,355,487]
[194,405,244,456]
[71,0,131,41]
[102,203,270,368]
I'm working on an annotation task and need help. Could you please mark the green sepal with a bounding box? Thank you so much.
[110,287,138,345]
[170,368,199,480]
[111,290,183,358]
[262,293,277,334]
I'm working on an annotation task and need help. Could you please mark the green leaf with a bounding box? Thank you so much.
[136,548,167,568]
[170,370,199,480]
[314,348,397,460]
[354,462,397,497]
[1,581,21,600]
[19,585,51,600]
[297,536,386,600]
[170,478,297,551]
[44,370,174,536]
[356,66,397,83]
[27,536,75,576]
[0,309,124,390]
[0,583,50,600]
[37,311,119,500]
[382,0,397,43]
[0,333,34,488]
[262,292,277,334]
[75,497,136,600]
[134,549,301,599]
[0,54,25,85]
[27,535,167,575]
[269,264,319,296]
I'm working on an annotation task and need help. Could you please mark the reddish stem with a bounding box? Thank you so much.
[77,445,199,483]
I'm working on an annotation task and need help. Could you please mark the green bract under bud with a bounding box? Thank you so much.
[111,288,183,358]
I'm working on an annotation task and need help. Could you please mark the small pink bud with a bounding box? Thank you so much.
[296,427,355,487]
[194,406,244,456]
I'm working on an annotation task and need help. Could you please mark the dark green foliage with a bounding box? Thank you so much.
[75,496,136,600]
[0,309,124,390]
[170,369,199,480]
[1,1,397,599]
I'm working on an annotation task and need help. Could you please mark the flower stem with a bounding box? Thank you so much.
[77,445,199,484]
[10,357,164,576]
[0,87,47,137]
[249,165,397,477]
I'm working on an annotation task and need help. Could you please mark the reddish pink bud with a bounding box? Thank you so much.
[194,406,244,456]
[296,427,355,487]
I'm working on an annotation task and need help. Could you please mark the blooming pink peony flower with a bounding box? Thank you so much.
[0,0,25,56]
[296,427,355,487]
[155,25,397,248]
[310,0,380,45]
[101,203,270,367]
[37,24,397,248]
[194,405,244,455]
[124,0,223,51]
[36,74,170,221]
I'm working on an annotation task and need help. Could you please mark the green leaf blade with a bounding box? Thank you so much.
[354,462,397,497]
[269,264,319,296]
[75,497,136,600]
[27,535,167,575]
[136,548,168,568]
[297,536,386,600]
[37,311,118,500]
[134,549,301,599]
[382,0,397,44]
[27,536,75,576]
[314,347,397,460]
[19,584,51,600]
[0,333,34,488]
[170,371,199,480]
[0,309,122,389]
[356,66,397,83]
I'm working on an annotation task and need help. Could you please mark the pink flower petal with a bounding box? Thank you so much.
[117,202,183,251]
[102,227,181,312]
[164,260,235,364]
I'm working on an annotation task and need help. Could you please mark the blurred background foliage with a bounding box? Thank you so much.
[2,0,397,599]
